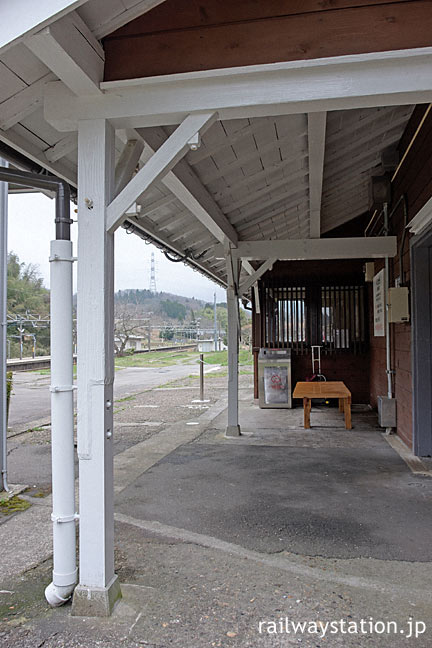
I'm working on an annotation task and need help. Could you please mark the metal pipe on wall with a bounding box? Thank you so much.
[383,203,393,402]
[45,238,77,607]
[0,165,76,605]
[0,159,9,493]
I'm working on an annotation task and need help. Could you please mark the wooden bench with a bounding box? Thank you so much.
[292,381,352,430]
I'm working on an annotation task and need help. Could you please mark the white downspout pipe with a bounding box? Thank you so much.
[383,203,394,434]
[0,158,10,493]
[45,239,77,606]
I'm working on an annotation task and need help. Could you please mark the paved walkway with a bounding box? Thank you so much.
[1,382,432,647]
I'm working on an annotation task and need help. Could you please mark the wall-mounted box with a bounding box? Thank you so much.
[365,262,375,282]
[378,396,397,428]
[388,287,410,323]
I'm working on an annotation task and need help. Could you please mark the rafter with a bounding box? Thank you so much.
[0,73,56,130]
[26,11,104,96]
[308,112,327,238]
[136,126,239,247]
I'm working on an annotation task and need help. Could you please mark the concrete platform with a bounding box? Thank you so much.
[117,398,432,561]
[2,389,432,646]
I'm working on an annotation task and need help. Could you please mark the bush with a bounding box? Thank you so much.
[6,371,12,425]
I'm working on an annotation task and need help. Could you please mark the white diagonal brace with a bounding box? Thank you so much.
[239,257,276,295]
[308,112,327,238]
[26,11,104,96]
[137,127,238,246]
[224,237,397,261]
[114,139,145,197]
[242,260,260,313]
[106,112,217,233]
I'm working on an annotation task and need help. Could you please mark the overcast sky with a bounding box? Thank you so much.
[8,193,226,303]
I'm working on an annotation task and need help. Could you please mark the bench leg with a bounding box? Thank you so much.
[303,397,311,429]
[344,396,352,430]
[338,398,344,412]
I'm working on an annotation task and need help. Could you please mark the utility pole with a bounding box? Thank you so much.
[149,252,156,294]
[213,292,218,352]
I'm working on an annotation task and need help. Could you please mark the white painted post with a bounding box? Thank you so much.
[0,158,8,493]
[72,119,121,616]
[226,253,241,437]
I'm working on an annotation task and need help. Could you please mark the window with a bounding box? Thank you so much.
[261,281,367,354]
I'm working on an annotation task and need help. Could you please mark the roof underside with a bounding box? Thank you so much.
[0,0,414,288]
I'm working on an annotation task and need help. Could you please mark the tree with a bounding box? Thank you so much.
[7,252,50,357]
[160,299,187,321]
[114,304,147,356]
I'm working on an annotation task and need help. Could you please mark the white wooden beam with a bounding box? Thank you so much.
[74,117,121,615]
[308,112,327,238]
[106,113,217,233]
[136,127,239,246]
[0,73,56,130]
[239,257,276,295]
[221,237,397,261]
[0,0,88,53]
[26,11,104,96]
[45,48,432,130]
[44,132,77,163]
[114,139,145,197]
[226,249,241,437]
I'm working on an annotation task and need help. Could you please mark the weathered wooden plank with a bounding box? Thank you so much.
[104,2,432,80]
[106,0,412,38]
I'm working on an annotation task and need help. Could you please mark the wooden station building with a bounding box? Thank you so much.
[0,0,432,615]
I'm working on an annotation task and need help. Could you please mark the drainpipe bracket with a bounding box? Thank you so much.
[50,385,77,393]
[49,255,77,263]
[51,512,79,523]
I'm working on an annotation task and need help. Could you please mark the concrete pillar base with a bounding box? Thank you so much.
[71,575,121,617]
[225,425,241,437]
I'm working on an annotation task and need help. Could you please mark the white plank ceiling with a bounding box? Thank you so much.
[0,0,414,287]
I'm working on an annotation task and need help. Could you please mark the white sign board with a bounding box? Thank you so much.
[373,269,385,337]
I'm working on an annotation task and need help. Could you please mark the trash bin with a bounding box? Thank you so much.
[258,348,292,408]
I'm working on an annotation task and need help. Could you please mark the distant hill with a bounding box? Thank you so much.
[115,289,211,325]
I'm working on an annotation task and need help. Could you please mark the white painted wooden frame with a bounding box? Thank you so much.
[238,258,276,296]
[45,48,432,130]
[74,118,120,615]
[308,112,327,238]
[223,237,397,261]
[106,112,217,233]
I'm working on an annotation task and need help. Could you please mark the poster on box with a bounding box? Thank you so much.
[264,366,289,404]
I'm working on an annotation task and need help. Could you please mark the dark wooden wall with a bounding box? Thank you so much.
[252,259,370,404]
[103,0,432,80]
[369,105,432,450]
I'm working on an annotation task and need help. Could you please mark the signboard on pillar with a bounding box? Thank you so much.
[373,268,385,337]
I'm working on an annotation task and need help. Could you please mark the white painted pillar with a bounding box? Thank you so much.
[72,119,121,616]
[226,254,241,437]
[0,159,8,492]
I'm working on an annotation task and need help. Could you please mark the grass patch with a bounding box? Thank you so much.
[116,394,136,403]
[0,495,31,516]
[202,349,253,366]
[115,349,196,369]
